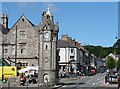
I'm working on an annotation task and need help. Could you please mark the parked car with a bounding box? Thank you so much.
[105,70,118,84]
[89,67,97,75]
[108,74,117,83]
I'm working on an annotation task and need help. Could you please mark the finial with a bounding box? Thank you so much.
[48,4,50,10]
[46,5,51,16]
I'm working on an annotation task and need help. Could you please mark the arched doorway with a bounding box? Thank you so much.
[43,73,49,83]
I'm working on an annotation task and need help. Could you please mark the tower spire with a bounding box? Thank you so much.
[46,5,51,16]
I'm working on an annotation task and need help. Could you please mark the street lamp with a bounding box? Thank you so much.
[2,38,5,82]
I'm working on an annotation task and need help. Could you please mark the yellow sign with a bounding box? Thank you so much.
[0,66,17,79]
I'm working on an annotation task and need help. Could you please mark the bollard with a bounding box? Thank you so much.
[26,80,28,89]
[111,75,112,85]
[0,84,2,89]
[37,80,39,89]
[8,81,10,89]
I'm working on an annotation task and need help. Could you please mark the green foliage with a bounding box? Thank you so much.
[106,56,117,69]
[84,45,120,58]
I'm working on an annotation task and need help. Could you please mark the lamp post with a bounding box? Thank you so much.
[2,37,4,82]
[115,36,118,71]
[15,26,17,66]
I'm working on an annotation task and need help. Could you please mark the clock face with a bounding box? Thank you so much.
[44,57,49,63]
[44,32,49,39]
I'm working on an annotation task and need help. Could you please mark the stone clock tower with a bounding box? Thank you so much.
[38,8,59,85]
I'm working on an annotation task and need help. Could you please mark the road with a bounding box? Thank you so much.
[60,73,118,89]
[1,73,118,89]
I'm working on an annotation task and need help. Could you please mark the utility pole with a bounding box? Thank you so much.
[2,35,4,82]
[38,32,40,88]
[15,26,17,66]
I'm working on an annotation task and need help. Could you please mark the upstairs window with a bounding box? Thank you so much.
[20,43,26,54]
[47,15,50,19]
[12,31,15,38]
[71,49,74,53]
[45,45,48,50]
[22,18,24,22]
[4,45,8,53]
[20,31,26,37]
[12,45,15,54]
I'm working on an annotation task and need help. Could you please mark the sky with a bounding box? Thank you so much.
[1,2,118,47]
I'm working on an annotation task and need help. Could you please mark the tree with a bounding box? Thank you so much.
[117,59,120,71]
[106,56,117,70]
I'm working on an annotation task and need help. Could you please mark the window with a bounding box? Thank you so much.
[45,45,48,50]
[22,18,24,22]
[20,43,26,54]
[4,45,8,53]
[25,63,28,66]
[47,15,50,19]
[71,49,74,53]
[20,31,26,37]
[12,31,15,38]
[21,63,28,67]
[70,56,74,60]
[12,45,15,54]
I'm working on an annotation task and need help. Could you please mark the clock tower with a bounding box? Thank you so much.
[38,8,59,85]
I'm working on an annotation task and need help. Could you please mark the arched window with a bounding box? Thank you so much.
[47,15,50,19]
[46,45,48,50]
[22,18,24,22]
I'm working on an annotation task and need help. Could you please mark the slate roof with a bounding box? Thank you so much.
[0,24,9,34]
[26,18,35,26]
[57,39,76,48]
[10,15,35,29]
[33,26,39,31]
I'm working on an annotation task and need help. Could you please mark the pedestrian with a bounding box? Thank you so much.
[117,72,120,89]
[20,72,26,86]
[105,73,109,85]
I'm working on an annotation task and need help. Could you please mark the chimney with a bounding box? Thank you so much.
[76,42,80,48]
[1,14,8,28]
[71,39,76,46]
[61,35,68,41]
[68,37,72,44]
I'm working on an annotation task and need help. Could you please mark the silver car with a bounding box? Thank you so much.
[108,74,117,83]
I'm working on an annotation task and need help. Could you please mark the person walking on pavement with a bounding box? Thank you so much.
[105,72,109,85]
[117,71,120,89]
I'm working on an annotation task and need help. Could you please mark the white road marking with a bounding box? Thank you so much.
[97,79,100,80]
[93,83,95,85]
[96,83,98,84]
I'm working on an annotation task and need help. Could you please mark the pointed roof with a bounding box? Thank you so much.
[46,7,51,16]
[103,53,119,61]
[10,15,35,29]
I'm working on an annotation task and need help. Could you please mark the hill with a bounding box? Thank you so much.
[84,45,119,58]
[113,39,120,48]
